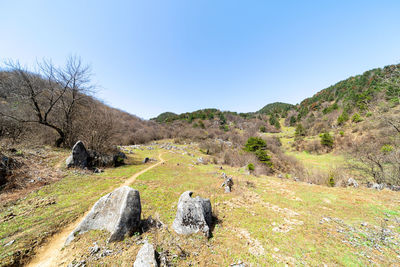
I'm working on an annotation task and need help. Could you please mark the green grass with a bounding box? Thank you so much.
[1,143,399,266]
[0,149,155,266]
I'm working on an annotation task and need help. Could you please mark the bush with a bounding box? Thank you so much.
[247,163,255,171]
[320,132,334,148]
[328,173,335,187]
[337,111,349,125]
[255,149,272,165]
[295,124,306,137]
[351,113,363,123]
[259,125,266,133]
[244,137,267,152]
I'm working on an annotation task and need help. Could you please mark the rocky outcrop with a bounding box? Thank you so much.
[172,191,212,237]
[66,141,89,168]
[65,186,141,245]
[133,241,158,267]
[66,141,126,168]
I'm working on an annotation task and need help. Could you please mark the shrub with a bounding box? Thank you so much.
[244,137,267,152]
[339,131,344,136]
[351,113,363,123]
[255,149,272,165]
[381,144,394,153]
[328,173,335,187]
[320,132,334,148]
[295,124,306,137]
[259,125,266,133]
[269,115,281,129]
[247,163,255,171]
[337,110,349,125]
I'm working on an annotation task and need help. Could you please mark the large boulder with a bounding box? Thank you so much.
[67,141,126,168]
[65,186,141,245]
[172,191,212,237]
[133,241,158,267]
[67,141,89,168]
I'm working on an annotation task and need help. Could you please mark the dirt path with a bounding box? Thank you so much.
[26,153,165,267]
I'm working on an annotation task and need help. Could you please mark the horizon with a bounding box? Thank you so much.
[1,0,400,119]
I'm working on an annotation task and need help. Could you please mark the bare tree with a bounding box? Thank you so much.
[0,56,92,147]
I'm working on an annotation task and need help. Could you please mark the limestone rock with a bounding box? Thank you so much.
[67,141,89,168]
[65,186,141,245]
[347,178,359,188]
[133,241,158,267]
[172,191,212,237]
[221,177,234,193]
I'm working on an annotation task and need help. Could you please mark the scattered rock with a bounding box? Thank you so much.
[65,186,141,245]
[221,177,234,193]
[221,172,227,179]
[361,222,368,227]
[347,178,359,188]
[100,249,113,257]
[93,168,103,174]
[4,240,15,247]
[370,183,385,190]
[230,260,246,267]
[89,243,100,255]
[197,157,204,164]
[172,191,213,237]
[133,241,158,267]
[67,260,86,267]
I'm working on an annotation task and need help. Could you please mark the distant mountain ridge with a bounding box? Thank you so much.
[153,63,400,128]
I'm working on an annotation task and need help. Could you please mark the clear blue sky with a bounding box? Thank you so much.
[1,0,400,119]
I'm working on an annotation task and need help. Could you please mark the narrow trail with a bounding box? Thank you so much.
[26,153,165,267]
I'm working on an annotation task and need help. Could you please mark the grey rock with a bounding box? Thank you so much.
[65,186,141,245]
[133,241,158,267]
[347,178,359,188]
[388,184,400,191]
[371,183,384,190]
[93,168,103,174]
[66,155,73,167]
[4,240,15,247]
[67,141,89,168]
[230,261,246,267]
[100,249,113,257]
[221,177,234,193]
[197,157,204,164]
[172,191,212,237]
[89,243,100,255]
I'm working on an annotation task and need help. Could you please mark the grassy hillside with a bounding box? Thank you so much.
[293,64,400,126]
[1,142,399,266]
